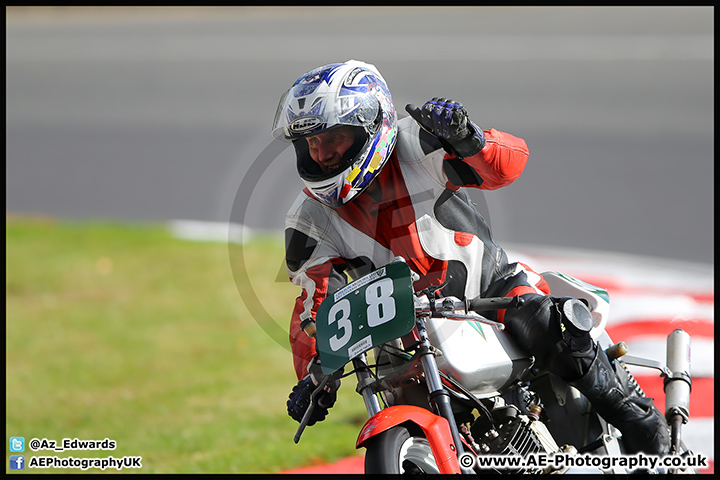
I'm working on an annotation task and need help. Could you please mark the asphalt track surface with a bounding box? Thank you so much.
[6,6,714,264]
[6,7,714,474]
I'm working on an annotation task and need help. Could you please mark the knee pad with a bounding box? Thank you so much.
[503,294,563,359]
[504,294,596,380]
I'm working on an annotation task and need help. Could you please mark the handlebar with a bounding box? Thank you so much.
[414,294,524,314]
[303,286,527,339]
[413,294,524,331]
[466,295,525,312]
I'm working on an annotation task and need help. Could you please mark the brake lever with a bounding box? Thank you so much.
[293,375,330,444]
[415,275,453,300]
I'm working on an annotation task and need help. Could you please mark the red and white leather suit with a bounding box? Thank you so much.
[285,117,550,380]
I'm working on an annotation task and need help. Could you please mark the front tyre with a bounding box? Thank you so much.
[364,425,440,474]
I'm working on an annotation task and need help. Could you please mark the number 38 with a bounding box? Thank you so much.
[327,278,396,352]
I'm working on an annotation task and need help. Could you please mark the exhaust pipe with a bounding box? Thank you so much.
[664,329,692,454]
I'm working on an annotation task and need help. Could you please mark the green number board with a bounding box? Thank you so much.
[315,261,416,374]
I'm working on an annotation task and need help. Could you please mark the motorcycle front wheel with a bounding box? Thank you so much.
[364,425,440,474]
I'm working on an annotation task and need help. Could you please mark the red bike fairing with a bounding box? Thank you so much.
[286,117,548,380]
[356,405,462,474]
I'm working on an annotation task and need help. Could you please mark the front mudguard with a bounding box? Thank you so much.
[356,405,462,474]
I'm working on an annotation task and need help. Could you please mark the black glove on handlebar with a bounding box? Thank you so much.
[286,375,337,425]
[286,356,341,426]
[405,98,486,159]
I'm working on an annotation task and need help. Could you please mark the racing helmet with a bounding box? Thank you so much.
[272,60,397,208]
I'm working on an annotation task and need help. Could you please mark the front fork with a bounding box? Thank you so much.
[352,354,382,417]
[354,318,472,474]
[416,317,467,462]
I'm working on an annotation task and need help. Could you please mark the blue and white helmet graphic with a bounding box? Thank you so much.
[272,60,397,208]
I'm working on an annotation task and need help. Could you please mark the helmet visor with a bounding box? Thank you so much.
[294,125,368,182]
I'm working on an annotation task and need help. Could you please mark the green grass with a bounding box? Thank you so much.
[6,216,367,473]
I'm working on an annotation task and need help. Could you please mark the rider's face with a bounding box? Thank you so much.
[305,126,356,173]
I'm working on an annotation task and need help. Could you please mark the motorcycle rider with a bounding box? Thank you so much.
[273,60,670,455]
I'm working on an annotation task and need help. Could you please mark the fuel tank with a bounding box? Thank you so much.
[426,316,533,396]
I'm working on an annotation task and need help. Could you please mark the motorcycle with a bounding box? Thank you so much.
[293,257,697,474]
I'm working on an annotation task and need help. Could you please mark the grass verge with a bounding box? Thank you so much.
[6,216,367,473]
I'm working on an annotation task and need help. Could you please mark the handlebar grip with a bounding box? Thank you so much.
[466,295,524,312]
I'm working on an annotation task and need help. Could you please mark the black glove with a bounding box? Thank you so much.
[286,357,341,426]
[406,98,486,158]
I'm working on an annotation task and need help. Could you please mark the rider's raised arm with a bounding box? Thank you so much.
[454,128,528,191]
[402,99,529,191]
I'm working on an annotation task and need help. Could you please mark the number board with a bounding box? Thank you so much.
[315,261,415,374]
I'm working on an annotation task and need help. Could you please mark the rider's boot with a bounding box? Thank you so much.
[502,294,670,455]
[568,342,671,455]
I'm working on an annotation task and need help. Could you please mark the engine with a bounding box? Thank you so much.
[471,404,561,474]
